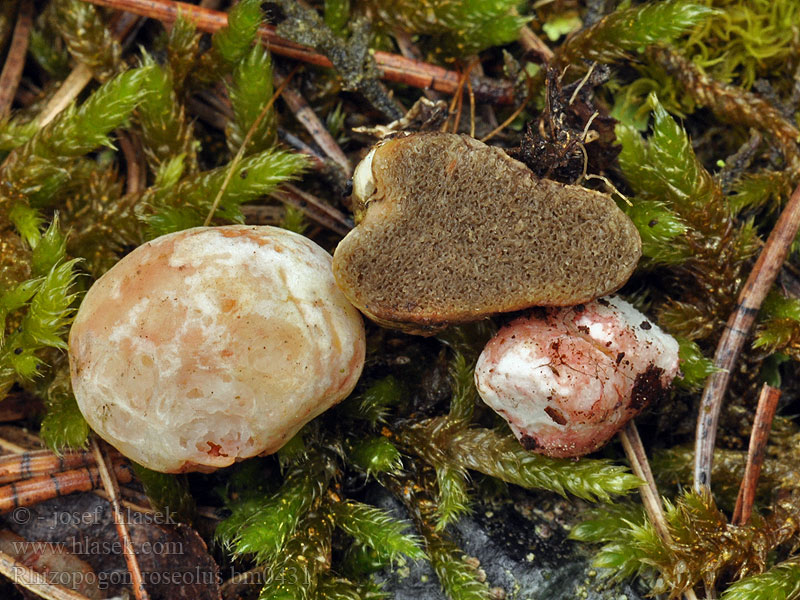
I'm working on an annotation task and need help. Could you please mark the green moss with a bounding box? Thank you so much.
[39,362,89,452]
[7,2,800,598]
[556,0,713,66]
[367,0,529,58]
[684,0,800,90]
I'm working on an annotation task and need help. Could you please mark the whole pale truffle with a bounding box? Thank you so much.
[69,226,366,473]
[475,297,679,458]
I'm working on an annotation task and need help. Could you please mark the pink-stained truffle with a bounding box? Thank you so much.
[69,226,366,473]
[474,296,679,458]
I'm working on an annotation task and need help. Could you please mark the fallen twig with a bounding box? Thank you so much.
[393,28,443,102]
[276,72,352,176]
[79,0,516,104]
[90,438,149,600]
[0,0,33,118]
[271,183,353,237]
[0,547,90,600]
[619,421,699,600]
[732,384,781,525]
[694,181,800,491]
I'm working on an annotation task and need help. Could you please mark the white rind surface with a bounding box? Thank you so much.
[475,297,679,458]
[352,147,377,204]
[69,226,366,472]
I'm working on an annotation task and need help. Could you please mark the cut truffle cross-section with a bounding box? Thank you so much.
[333,132,642,334]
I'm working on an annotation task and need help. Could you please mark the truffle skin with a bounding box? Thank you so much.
[474,297,679,458]
[69,226,366,473]
[333,132,642,335]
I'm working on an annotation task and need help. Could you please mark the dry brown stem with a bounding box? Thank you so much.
[732,384,781,525]
[694,181,800,491]
[79,0,516,104]
[90,438,149,600]
[619,422,699,600]
[0,0,33,118]
[649,45,800,174]
[276,72,352,176]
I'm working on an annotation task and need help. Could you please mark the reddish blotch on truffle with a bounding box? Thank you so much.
[474,296,679,458]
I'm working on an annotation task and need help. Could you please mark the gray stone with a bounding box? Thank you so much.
[369,485,644,600]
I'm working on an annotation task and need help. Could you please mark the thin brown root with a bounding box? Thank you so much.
[568,63,596,107]
[480,98,528,143]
